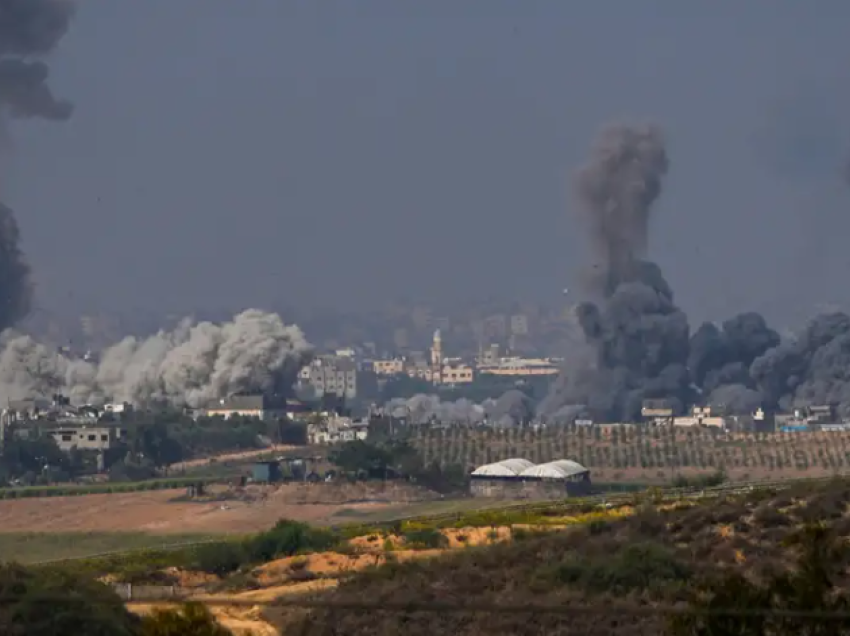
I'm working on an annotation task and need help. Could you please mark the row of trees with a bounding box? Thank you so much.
[409,425,850,473]
[328,439,468,494]
[0,413,308,486]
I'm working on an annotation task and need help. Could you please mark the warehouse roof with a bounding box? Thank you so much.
[520,460,588,479]
[470,457,535,477]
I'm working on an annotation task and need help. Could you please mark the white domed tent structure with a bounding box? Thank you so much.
[470,458,535,478]
[469,458,591,499]
[519,460,589,480]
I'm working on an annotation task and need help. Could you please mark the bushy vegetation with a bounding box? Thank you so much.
[284,478,850,636]
[328,439,468,494]
[139,602,233,636]
[0,563,139,636]
[537,541,690,595]
[0,563,236,635]
[671,468,727,488]
[402,527,449,550]
[410,424,850,480]
[0,411,307,488]
[190,519,337,577]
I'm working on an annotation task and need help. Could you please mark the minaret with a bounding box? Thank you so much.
[430,329,443,385]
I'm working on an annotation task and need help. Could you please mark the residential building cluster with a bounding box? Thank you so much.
[364,330,561,387]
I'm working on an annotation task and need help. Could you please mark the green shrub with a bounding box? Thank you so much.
[191,542,247,576]
[402,528,449,550]
[139,601,232,635]
[243,519,336,563]
[0,563,139,636]
[540,542,690,595]
[671,469,727,490]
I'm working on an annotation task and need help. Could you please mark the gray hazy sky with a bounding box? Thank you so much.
[7,0,850,327]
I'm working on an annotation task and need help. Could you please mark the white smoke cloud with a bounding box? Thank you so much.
[384,394,488,424]
[382,389,536,427]
[0,309,312,408]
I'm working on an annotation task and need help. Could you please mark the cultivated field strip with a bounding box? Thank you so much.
[27,472,845,566]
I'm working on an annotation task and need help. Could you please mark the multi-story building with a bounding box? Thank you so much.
[440,363,475,384]
[49,425,124,452]
[299,356,359,400]
[372,358,406,376]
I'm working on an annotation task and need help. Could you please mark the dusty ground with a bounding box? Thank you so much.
[0,487,392,534]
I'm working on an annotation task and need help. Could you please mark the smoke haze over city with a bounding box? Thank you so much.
[6,1,850,329]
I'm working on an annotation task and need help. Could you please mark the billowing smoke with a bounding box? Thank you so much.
[384,389,534,427]
[575,124,669,296]
[0,309,312,408]
[0,0,76,330]
[543,124,691,421]
[384,395,486,425]
[543,122,850,423]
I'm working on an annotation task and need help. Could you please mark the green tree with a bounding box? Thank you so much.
[0,436,74,485]
[328,440,393,478]
[0,563,140,636]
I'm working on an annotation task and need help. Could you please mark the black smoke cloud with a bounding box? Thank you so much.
[542,123,850,423]
[0,0,75,329]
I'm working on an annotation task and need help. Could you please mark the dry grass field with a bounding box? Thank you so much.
[0,482,438,536]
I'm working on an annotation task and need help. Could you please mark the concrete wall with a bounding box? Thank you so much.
[470,475,592,499]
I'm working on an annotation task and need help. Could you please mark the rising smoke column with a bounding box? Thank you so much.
[0,0,76,330]
[0,309,313,408]
[542,123,691,422]
[575,123,669,295]
[541,122,846,422]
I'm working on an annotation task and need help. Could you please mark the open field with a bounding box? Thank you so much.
[0,482,440,536]
[0,532,216,564]
[331,497,507,525]
[412,425,850,482]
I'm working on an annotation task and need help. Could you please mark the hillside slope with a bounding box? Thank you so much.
[278,480,850,635]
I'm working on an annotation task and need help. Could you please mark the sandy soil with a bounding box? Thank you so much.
[0,488,390,534]
[128,515,632,635]
[129,579,337,635]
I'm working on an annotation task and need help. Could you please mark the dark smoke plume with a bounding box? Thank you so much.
[575,123,669,296]
[0,0,74,122]
[0,0,75,330]
[543,123,689,421]
[542,122,850,423]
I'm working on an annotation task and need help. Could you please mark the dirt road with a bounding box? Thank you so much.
[178,445,298,470]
